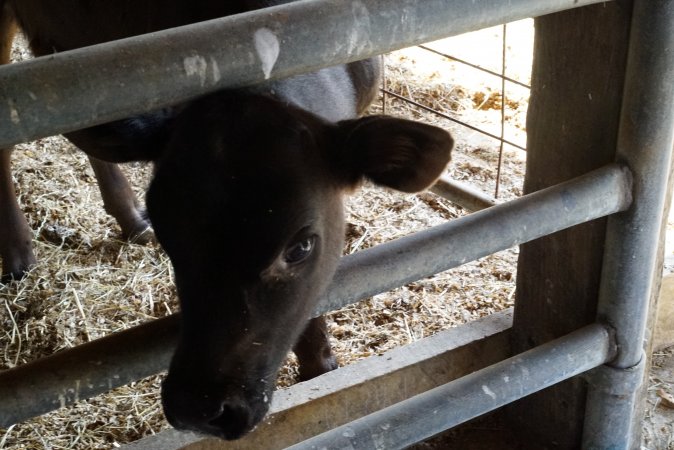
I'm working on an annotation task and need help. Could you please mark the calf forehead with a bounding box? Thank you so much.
[152,107,341,264]
[228,179,320,234]
[217,140,330,224]
[152,174,324,278]
[184,93,331,173]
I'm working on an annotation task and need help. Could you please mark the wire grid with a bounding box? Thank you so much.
[382,23,531,200]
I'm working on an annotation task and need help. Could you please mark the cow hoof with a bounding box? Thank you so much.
[0,251,36,284]
[125,225,155,245]
[298,355,338,382]
[1,263,32,284]
[1,270,25,284]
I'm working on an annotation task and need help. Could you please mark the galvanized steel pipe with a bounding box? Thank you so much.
[0,163,631,426]
[430,175,497,212]
[0,314,179,427]
[317,163,632,315]
[0,0,610,148]
[583,0,674,447]
[287,323,615,450]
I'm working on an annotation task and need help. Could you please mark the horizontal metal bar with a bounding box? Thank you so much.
[121,311,514,450]
[0,163,631,425]
[287,323,615,450]
[0,0,609,148]
[0,314,179,427]
[430,175,497,212]
[317,163,632,315]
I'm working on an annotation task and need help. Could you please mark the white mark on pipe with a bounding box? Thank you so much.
[374,431,387,450]
[8,101,19,124]
[74,379,81,403]
[347,2,372,55]
[183,55,208,86]
[482,384,497,400]
[211,57,221,84]
[503,375,510,383]
[254,28,280,79]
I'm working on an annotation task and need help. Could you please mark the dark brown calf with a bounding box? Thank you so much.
[1,0,454,440]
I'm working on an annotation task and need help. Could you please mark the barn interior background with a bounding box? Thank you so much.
[1,14,673,450]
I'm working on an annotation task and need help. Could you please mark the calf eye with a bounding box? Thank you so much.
[284,236,316,264]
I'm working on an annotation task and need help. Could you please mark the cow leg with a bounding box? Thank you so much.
[293,316,337,381]
[0,150,36,281]
[0,8,35,281]
[87,156,154,244]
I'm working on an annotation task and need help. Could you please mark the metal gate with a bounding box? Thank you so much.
[1,0,672,448]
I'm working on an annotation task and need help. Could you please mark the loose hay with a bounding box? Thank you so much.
[3,25,523,449]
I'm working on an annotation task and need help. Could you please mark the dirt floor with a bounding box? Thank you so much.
[1,20,673,450]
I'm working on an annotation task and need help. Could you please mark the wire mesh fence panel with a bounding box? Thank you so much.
[380,20,533,201]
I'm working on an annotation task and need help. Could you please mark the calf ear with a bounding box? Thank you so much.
[334,116,453,192]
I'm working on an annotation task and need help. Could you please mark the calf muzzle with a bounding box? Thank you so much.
[161,375,269,440]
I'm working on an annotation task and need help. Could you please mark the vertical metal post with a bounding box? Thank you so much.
[583,0,674,447]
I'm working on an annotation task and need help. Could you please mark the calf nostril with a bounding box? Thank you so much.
[208,402,253,440]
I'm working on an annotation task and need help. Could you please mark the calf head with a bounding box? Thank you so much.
[145,91,453,439]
